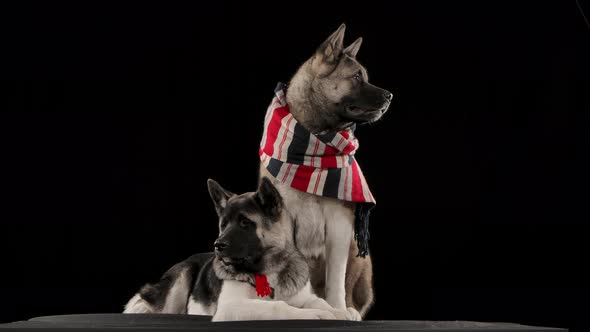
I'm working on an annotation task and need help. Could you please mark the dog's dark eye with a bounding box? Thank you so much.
[239,217,255,228]
[220,219,228,230]
[353,71,362,81]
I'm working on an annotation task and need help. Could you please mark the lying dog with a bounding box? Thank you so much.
[124,178,360,321]
[258,24,392,316]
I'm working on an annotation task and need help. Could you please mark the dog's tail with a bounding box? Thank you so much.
[123,253,213,314]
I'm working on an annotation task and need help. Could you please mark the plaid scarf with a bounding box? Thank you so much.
[259,82,375,257]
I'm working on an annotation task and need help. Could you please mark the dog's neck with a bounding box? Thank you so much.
[212,246,309,300]
[286,66,354,134]
[260,245,309,299]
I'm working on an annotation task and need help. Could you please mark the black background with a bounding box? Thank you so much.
[1,1,588,331]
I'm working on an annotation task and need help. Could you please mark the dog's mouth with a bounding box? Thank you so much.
[219,257,239,266]
[346,106,380,114]
[218,255,258,267]
[345,104,389,123]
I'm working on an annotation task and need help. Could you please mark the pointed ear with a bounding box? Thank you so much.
[256,177,283,221]
[316,23,346,64]
[207,179,234,216]
[343,37,363,58]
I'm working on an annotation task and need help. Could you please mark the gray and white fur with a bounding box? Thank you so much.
[259,23,392,317]
[124,178,361,321]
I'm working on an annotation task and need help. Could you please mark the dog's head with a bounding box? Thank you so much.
[207,177,288,275]
[288,23,392,133]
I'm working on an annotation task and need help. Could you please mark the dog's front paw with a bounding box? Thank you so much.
[346,307,362,321]
[328,307,361,321]
[294,309,337,320]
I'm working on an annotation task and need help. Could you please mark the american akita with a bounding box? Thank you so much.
[258,23,392,317]
[124,178,361,321]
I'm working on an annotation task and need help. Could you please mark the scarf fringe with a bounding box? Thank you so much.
[354,203,373,258]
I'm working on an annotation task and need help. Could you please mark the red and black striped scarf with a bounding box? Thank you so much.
[259,82,374,257]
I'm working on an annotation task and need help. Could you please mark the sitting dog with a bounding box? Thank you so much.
[124,178,361,321]
[258,23,392,316]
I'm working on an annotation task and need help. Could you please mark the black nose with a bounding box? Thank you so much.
[214,240,228,251]
[384,92,393,101]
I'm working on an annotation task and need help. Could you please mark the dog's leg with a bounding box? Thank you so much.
[123,262,192,314]
[352,261,374,318]
[214,299,338,321]
[345,238,374,318]
[287,281,361,321]
[323,204,355,309]
[214,280,336,321]
[123,293,156,313]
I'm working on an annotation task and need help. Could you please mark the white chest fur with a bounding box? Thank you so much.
[272,180,353,260]
[259,165,355,310]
